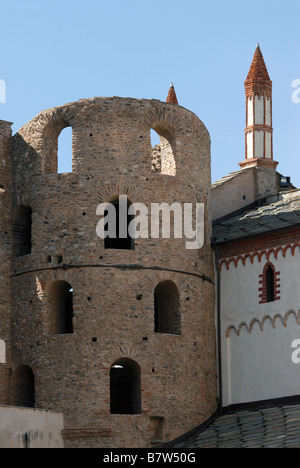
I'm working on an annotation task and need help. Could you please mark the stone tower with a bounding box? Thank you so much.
[7,96,217,448]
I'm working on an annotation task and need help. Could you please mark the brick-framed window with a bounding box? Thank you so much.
[259,262,280,304]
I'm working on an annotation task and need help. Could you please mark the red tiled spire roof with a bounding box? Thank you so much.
[245,43,271,83]
[166,82,178,105]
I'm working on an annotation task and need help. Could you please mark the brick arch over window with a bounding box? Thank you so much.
[154,280,181,335]
[259,262,280,304]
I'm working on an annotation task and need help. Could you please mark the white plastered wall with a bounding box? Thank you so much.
[220,247,300,406]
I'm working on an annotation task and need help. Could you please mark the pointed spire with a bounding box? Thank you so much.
[245,44,271,83]
[166,82,178,105]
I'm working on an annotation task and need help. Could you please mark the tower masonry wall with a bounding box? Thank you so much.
[0,120,13,405]
[9,97,218,447]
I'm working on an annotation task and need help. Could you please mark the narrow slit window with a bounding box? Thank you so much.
[266,265,275,302]
[57,126,73,173]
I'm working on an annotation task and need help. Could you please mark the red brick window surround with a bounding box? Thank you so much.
[259,262,280,304]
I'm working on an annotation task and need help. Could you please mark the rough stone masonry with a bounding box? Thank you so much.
[0,96,218,448]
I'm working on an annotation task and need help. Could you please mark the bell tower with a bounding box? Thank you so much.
[239,44,278,169]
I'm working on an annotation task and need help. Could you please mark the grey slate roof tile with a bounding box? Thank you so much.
[175,403,300,448]
[213,190,300,243]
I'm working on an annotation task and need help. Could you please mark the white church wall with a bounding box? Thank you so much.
[220,246,300,406]
[0,406,64,448]
[254,96,264,125]
[265,97,271,126]
[0,340,5,364]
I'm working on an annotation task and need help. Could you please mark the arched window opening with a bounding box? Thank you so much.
[42,120,72,174]
[0,339,6,364]
[13,205,32,257]
[57,126,73,173]
[104,196,134,250]
[154,280,181,335]
[150,123,176,176]
[259,262,280,304]
[266,265,275,303]
[110,358,141,415]
[45,281,74,335]
[10,365,35,408]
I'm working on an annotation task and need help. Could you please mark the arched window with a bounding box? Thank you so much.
[45,281,74,335]
[42,121,72,174]
[151,123,176,176]
[13,205,32,257]
[110,358,141,415]
[266,264,275,302]
[57,126,73,173]
[104,196,134,250]
[259,262,280,304]
[154,280,181,335]
[10,365,35,408]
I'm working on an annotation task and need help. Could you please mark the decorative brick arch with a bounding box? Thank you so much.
[102,347,141,369]
[225,309,300,338]
[219,242,300,271]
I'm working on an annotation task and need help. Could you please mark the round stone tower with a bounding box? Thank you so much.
[9,96,217,448]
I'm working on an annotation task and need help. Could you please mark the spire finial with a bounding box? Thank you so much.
[245,44,271,83]
[166,82,178,105]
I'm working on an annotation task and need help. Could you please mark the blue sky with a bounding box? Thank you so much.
[1,0,299,185]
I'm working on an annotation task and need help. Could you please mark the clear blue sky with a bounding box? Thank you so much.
[1,0,299,185]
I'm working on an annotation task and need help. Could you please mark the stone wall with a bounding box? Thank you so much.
[0,120,12,405]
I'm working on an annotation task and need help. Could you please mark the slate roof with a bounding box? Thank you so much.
[175,403,300,448]
[213,190,300,244]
